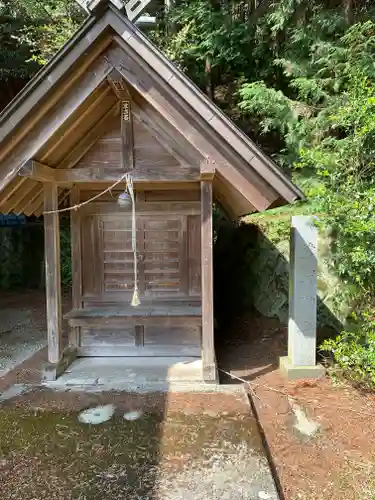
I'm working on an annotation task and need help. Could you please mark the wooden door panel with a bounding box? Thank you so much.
[144,325,200,347]
[81,206,201,302]
[80,326,135,347]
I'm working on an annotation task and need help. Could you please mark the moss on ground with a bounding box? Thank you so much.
[0,407,266,500]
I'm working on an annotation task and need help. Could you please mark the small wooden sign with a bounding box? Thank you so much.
[122,101,130,122]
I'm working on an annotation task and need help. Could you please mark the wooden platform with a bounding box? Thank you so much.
[65,303,202,326]
[64,303,202,357]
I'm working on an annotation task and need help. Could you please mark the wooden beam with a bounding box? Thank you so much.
[107,69,131,100]
[201,180,217,382]
[70,186,82,348]
[200,160,216,181]
[20,160,56,182]
[20,163,200,183]
[44,183,62,364]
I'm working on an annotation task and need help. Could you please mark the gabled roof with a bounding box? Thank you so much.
[0,2,303,217]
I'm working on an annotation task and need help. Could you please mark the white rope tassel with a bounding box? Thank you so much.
[125,173,140,307]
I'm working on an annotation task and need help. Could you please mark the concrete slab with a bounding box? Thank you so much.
[42,356,209,391]
[280,356,325,380]
[0,384,31,402]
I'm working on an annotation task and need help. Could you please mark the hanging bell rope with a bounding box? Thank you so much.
[118,173,140,307]
[127,173,140,307]
[118,99,140,307]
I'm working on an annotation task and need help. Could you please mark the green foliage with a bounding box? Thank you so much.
[0,0,83,81]
[320,183,375,295]
[157,0,375,387]
[321,314,375,390]
[60,221,72,288]
[0,224,44,289]
[236,10,375,296]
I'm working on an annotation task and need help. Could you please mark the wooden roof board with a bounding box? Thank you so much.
[0,2,303,217]
[109,39,278,212]
[104,8,303,203]
[1,84,117,215]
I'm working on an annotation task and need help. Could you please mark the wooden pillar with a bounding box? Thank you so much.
[70,186,82,347]
[201,178,217,382]
[44,183,62,364]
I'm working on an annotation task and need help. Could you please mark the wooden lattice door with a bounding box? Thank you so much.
[81,215,184,297]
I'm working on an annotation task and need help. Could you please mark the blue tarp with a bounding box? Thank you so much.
[0,213,26,226]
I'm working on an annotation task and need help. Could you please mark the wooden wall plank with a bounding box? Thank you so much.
[75,114,180,171]
[132,96,201,166]
[179,215,189,295]
[22,101,120,217]
[38,85,114,166]
[44,183,62,364]
[80,201,201,216]
[81,215,102,296]
[188,215,201,296]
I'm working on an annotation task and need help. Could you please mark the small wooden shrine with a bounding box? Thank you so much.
[0,0,303,381]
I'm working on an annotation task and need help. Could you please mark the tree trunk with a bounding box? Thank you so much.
[205,56,215,102]
[344,0,354,25]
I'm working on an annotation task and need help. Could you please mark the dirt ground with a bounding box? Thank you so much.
[218,311,375,500]
[1,291,375,499]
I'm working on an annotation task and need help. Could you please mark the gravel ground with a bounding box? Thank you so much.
[0,307,46,376]
[0,290,70,378]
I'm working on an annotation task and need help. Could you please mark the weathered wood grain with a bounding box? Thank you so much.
[70,186,82,347]
[188,215,201,295]
[44,183,62,364]
[80,201,201,216]
[21,164,201,183]
[200,180,217,381]
[78,345,201,357]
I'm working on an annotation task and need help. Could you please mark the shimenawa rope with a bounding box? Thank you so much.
[124,173,140,307]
